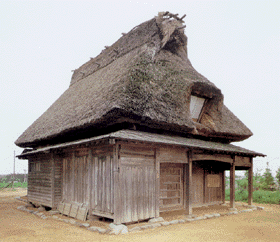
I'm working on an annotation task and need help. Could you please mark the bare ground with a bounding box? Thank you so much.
[1,188,280,242]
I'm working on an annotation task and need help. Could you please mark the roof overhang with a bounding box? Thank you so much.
[17,130,265,159]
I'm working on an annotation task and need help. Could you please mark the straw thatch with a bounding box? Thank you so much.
[15,12,253,148]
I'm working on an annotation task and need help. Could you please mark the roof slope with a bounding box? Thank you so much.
[18,130,265,159]
[15,12,253,148]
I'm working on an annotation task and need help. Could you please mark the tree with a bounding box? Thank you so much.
[262,162,275,191]
[276,167,280,189]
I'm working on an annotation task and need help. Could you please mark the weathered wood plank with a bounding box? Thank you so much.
[76,207,88,221]
[120,145,154,157]
[63,203,72,216]
[121,156,154,166]
[192,153,232,163]
[110,156,114,214]
[248,157,253,205]
[235,156,251,167]
[51,153,55,207]
[222,170,225,203]
[158,147,188,163]
[230,156,236,208]
[185,150,193,215]
[155,148,160,217]
[88,150,93,214]
[113,144,121,225]
[69,204,79,218]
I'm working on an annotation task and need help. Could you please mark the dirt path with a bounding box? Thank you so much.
[1,189,280,241]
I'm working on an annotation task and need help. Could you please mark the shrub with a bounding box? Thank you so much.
[225,189,280,204]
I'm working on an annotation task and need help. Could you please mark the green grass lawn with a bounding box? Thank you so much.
[0,182,27,188]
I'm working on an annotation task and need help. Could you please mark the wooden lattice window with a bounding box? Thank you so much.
[29,162,40,173]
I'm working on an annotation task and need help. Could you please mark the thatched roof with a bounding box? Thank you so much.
[15,12,253,148]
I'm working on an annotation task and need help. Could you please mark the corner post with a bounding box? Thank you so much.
[230,155,236,208]
[222,170,226,204]
[88,148,93,216]
[113,144,121,225]
[248,157,253,205]
[185,149,193,215]
[51,152,55,208]
[155,148,160,218]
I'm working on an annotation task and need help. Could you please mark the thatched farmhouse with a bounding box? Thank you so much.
[16,12,264,224]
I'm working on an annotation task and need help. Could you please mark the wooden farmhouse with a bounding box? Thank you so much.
[16,12,265,224]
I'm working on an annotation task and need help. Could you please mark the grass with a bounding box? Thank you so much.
[226,189,280,204]
[0,182,27,189]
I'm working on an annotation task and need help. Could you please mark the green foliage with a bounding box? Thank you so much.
[226,166,280,204]
[225,189,280,204]
[276,167,280,187]
[262,166,275,191]
[0,182,27,188]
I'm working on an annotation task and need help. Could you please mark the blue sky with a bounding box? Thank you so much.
[0,0,279,175]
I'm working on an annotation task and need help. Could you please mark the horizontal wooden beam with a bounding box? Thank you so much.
[192,153,232,163]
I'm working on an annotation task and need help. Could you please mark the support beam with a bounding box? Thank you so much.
[230,156,236,208]
[222,170,226,204]
[113,144,121,225]
[155,148,160,218]
[185,149,193,215]
[88,149,93,216]
[51,152,55,208]
[248,157,253,205]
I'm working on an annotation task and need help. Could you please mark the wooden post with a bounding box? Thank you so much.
[113,144,121,225]
[71,152,75,202]
[51,152,55,208]
[222,170,226,204]
[185,149,193,215]
[155,148,160,218]
[248,157,253,205]
[88,149,93,216]
[230,156,236,208]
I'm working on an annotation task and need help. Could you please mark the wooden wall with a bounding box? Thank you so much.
[192,164,204,206]
[62,153,89,205]
[192,161,223,207]
[53,154,63,208]
[90,148,115,218]
[160,163,184,212]
[26,141,249,223]
[61,146,115,218]
[28,154,52,207]
[117,145,156,223]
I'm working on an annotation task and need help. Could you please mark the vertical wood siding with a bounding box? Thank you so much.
[192,162,223,206]
[62,154,89,205]
[192,164,204,206]
[90,155,114,217]
[118,145,156,223]
[53,155,63,207]
[204,170,222,204]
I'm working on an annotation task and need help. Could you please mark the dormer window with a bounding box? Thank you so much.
[190,95,206,122]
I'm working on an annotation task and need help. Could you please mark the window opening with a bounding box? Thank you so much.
[190,95,206,122]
